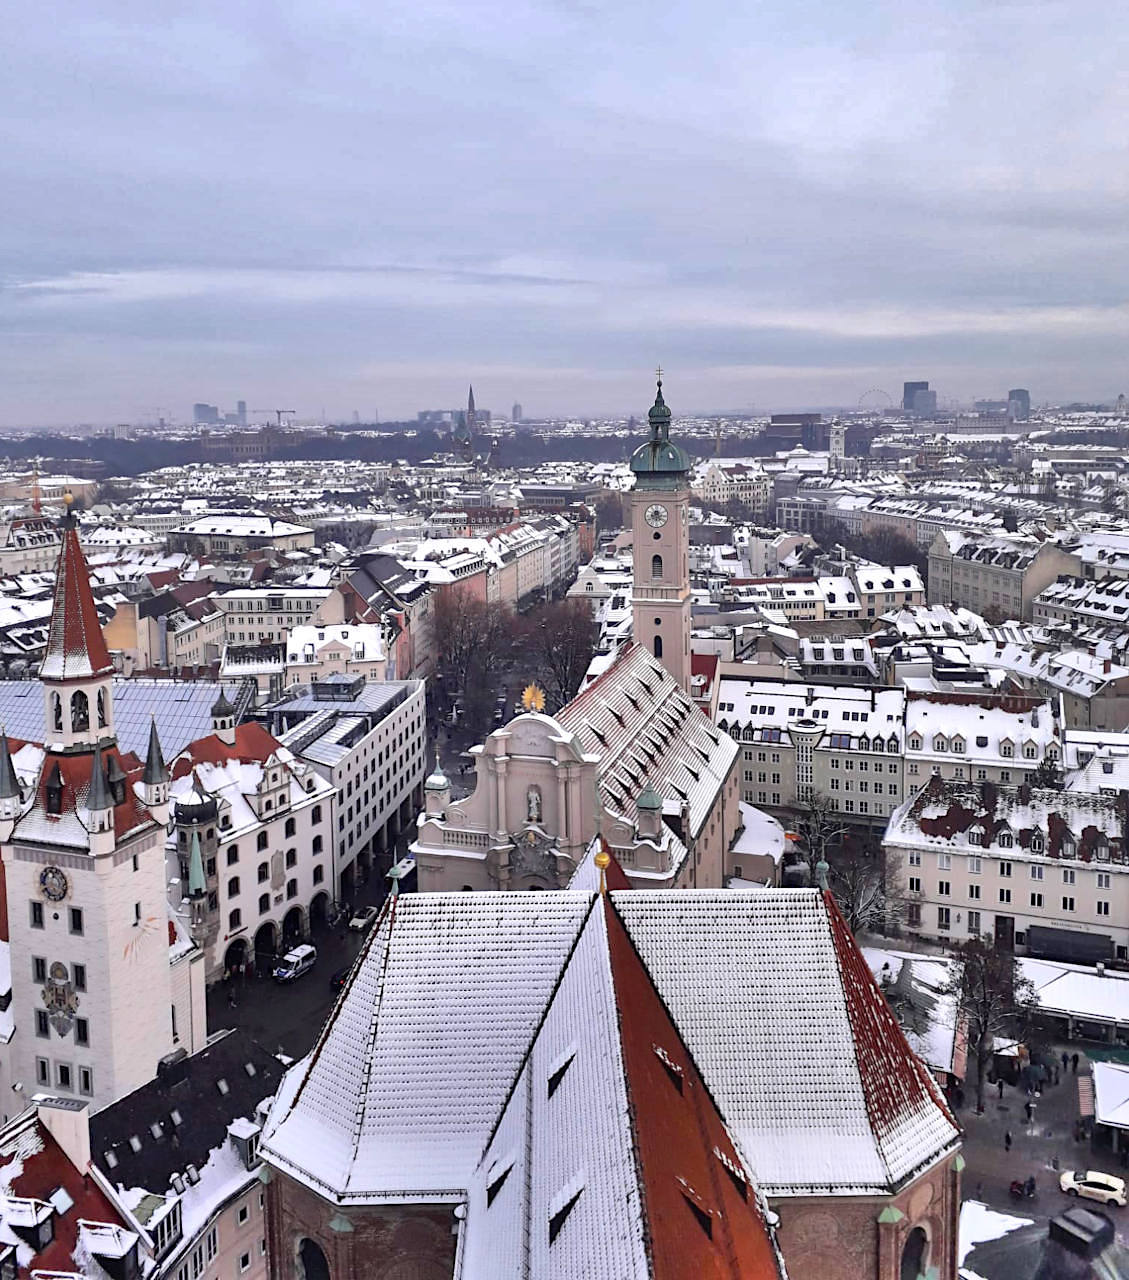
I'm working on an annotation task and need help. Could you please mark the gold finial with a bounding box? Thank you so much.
[521,683,546,713]
[63,490,73,507]
[594,847,611,896]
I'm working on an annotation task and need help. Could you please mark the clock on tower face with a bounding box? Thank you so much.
[40,865,69,903]
[644,503,668,528]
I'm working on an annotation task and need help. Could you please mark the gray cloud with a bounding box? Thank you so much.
[0,0,1126,423]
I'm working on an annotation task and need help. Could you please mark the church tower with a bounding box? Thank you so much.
[629,374,692,692]
[1,496,179,1113]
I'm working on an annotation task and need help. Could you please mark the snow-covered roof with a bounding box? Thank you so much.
[557,643,737,842]
[261,890,958,1207]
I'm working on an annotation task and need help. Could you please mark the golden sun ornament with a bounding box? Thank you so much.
[521,683,546,713]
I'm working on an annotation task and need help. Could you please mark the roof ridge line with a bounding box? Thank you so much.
[474,893,600,1165]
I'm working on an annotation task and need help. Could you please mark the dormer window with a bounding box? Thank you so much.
[909,737,921,751]
[934,735,948,753]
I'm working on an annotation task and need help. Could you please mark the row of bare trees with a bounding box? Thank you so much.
[432,589,598,734]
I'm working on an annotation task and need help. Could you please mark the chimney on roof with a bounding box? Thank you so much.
[36,1096,90,1174]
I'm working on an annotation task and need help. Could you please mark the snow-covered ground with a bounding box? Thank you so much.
[959,1199,1032,1275]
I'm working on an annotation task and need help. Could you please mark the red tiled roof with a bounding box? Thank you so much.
[605,894,782,1279]
[172,721,282,775]
[1,1117,129,1277]
[26,746,154,840]
[40,522,114,681]
[823,890,959,1145]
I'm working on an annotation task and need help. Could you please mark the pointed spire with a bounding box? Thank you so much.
[0,731,19,801]
[40,493,113,682]
[211,688,236,719]
[87,744,113,813]
[143,716,167,785]
[188,830,206,898]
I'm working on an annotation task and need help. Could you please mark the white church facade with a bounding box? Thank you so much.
[415,379,740,892]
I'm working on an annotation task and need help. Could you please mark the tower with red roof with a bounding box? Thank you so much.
[0,495,200,1113]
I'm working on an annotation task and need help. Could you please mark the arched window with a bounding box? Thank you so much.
[257,862,269,883]
[52,693,62,732]
[284,817,296,838]
[900,1226,928,1280]
[298,1239,330,1280]
[654,635,663,659]
[651,554,663,580]
[257,831,269,851]
[96,688,107,729]
[71,690,89,732]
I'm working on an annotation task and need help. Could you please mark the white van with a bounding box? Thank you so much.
[273,944,317,983]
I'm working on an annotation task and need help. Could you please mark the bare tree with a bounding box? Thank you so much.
[518,599,598,712]
[830,841,906,936]
[433,588,514,733]
[795,791,850,869]
[944,938,1037,1113]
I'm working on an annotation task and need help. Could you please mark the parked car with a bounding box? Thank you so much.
[330,964,353,993]
[349,905,379,931]
[273,944,317,983]
[1060,1170,1127,1207]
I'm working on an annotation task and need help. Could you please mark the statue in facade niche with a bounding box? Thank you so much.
[526,786,542,824]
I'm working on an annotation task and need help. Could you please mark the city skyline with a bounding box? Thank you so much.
[1,0,1126,423]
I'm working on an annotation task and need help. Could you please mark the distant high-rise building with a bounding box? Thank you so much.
[236,399,247,427]
[911,389,937,416]
[193,402,220,425]
[512,402,523,423]
[902,381,929,412]
[1007,388,1030,421]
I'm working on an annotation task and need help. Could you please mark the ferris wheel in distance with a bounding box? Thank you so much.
[857,388,893,414]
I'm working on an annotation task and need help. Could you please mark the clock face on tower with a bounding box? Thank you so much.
[40,865,69,902]
[644,503,668,528]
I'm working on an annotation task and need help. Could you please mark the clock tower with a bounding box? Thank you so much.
[630,375,692,692]
[0,498,182,1115]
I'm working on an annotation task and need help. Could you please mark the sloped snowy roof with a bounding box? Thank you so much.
[261,889,958,1208]
[557,643,737,840]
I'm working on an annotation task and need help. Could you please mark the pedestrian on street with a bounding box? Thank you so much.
[1062,1051,1069,1071]
[1053,1065,1060,1085]
[1072,1052,1080,1073]
[998,1078,1005,1100]
[1025,1100,1034,1123]
[1005,1130,1012,1151]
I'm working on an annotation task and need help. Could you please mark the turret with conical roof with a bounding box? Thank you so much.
[211,687,237,746]
[424,748,450,817]
[141,716,170,814]
[0,731,20,833]
[636,780,664,841]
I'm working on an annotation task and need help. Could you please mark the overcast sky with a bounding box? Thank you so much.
[1,0,1126,425]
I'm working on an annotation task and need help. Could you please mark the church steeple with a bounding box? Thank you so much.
[41,493,115,750]
[630,373,692,693]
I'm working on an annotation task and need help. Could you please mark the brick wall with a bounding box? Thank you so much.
[266,1168,457,1280]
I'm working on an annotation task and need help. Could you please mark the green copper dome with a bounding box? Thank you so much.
[630,378,690,485]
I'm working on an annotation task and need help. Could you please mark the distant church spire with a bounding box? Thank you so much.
[466,384,478,435]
